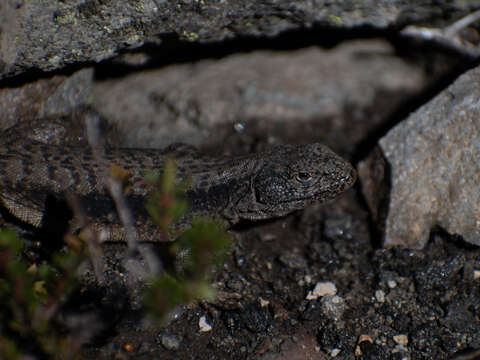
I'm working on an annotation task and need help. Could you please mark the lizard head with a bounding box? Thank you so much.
[239,143,356,220]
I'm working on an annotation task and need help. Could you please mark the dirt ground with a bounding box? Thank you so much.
[78,185,480,360]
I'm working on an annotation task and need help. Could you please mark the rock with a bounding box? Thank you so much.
[360,65,480,248]
[387,280,397,289]
[474,270,480,280]
[355,334,374,356]
[158,333,181,351]
[0,69,93,129]
[198,315,212,332]
[393,334,409,346]
[92,41,426,149]
[375,289,385,303]
[321,295,345,321]
[330,348,342,357]
[357,147,390,237]
[279,251,307,270]
[306,281,337,300]
[1,1,473,80]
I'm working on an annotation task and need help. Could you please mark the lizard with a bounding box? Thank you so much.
[0,117,356,243]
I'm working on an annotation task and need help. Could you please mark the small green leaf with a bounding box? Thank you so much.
[33,281,48,302]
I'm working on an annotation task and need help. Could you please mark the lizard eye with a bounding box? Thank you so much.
[296,172,312,182]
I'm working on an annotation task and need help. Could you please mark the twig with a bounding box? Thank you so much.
[85,109,161,275]
[444,9,480,37]
[401,10,480,58]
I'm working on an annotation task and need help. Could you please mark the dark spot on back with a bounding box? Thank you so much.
[187,181,233,212]
[23,164,33,176]
[23,143,33,152]
[198,180,209,189]
[82,153,93,162]
[72,171,80,185]
[47,165,57,179]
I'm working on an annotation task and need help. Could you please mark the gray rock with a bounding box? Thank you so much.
[363,65,480,248]
[0,69,93,129]
[0,1,475,80]
[40,69,94,119]
[279,251,307,270]
[158,333,181,351]
[321,295,346,321]
[92,41,425,149]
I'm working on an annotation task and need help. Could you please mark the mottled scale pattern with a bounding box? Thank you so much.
[0,124,356,242]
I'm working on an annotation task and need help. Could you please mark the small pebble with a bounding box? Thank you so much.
[393,334,408,346]
[330,348,342,357]
[473,269,480,280]
[261,233,276,241]
[279,252,307,269]
[234,122,245,132]
[355,334,373,356]
[375,289,385,303]
[306,281,337,300]
[123,343,134,352]
[392,344,409,354]
[321,295,345,321]
[259,298,269,307]
[159,334,181,351]
[199,315,212,332]
[387,280,397,288]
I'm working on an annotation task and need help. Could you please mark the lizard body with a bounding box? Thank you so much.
[0,121,356,242]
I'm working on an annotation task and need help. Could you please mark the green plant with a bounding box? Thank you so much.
[0,228,87,360]
[0,158,232,358]
[143,159,231,321]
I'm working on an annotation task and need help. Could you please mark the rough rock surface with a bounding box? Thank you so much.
[369,66,480,248]
[0,1,475,80]
[93,40,425,150]
[0,69,94,130]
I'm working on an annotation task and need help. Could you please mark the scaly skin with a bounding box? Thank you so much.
[0,121,356,242]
